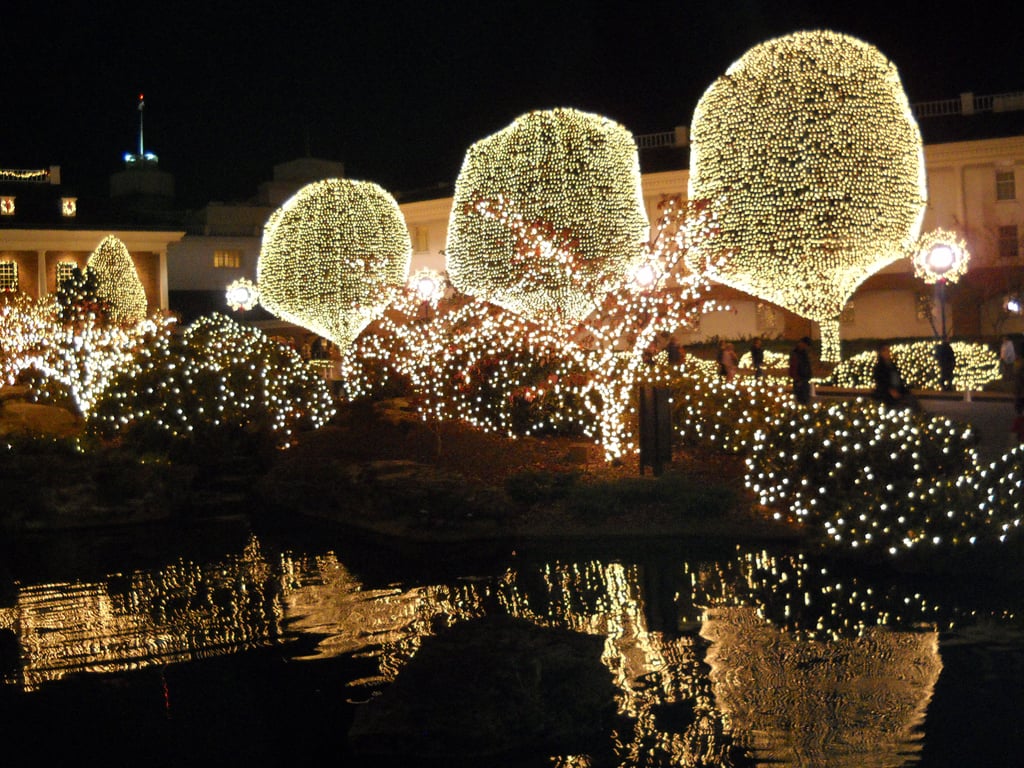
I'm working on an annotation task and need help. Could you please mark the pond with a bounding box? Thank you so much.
[1,517,1021,767]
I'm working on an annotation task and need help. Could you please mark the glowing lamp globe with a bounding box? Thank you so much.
[689,30,927,362]
[226,278,259,311]
[912,229,969,285]
[446,107,648,327]
[257,178,411,352]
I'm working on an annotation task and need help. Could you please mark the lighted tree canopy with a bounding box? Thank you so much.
[257,178,412,351]
[689,30,927,362]
[88,235,148,325]
[445,107,648,328]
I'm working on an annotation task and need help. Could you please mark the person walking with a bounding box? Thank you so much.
[1000,335,1016,379]
[788,336,813,404]
[750,337,765,379]
[872,343,918,410]
[721,342,739,382]
[935,336,955,392]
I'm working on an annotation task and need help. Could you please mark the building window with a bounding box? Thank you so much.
[0,196,14,216]
[411,226,430,253]
[213,250,242,269]
[0,261,18,292]
[61,197,77,217]
[56,261,78,287]
[996,170,1016,201]
[999,225,1020,259]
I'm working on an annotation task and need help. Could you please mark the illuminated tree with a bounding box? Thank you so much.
[689,30,927,362]
[257,179,412,353]
[87,235,148,324]
[446,108,648,328]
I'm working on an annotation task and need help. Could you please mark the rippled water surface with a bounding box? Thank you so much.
[1,519,1022,767]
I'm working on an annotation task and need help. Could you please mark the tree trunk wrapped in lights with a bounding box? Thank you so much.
[257,178,412,353]
[445,108,649,329]
[689,30,927,363]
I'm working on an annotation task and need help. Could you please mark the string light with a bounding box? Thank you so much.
[689,30,926,363]
[257,178,412,354]
[829,341,999,392]
[445,108,648,328]
[87,235,149,325]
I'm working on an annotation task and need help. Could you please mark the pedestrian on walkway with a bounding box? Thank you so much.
[1000,335,1016,379]
[872,342,918,411]
[935,336,955,392]
[750,337,765,379]
[788,337,813,404]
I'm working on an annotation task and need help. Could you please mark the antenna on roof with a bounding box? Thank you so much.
[123,93,158,168]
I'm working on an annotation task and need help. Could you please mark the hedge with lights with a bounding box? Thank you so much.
[91,313,335,457]
[828,341,999,392]
[689,30,926,363]
[445,108,648,327]
[257,178,412,353]
[88,235,148,324]
[745,399,983,553]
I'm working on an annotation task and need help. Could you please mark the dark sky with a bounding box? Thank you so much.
[3,0,1021,208]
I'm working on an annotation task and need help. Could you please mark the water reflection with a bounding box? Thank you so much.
[1,534,1021,766]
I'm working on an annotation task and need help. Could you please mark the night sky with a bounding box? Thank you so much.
[4,0,1021,208]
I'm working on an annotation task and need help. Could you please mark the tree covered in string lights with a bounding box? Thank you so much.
[88,235,148,324]
[257,178,412,353]
[689,30,927,363]
[445,108,648,328]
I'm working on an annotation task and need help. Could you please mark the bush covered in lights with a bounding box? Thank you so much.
[446,108,648,327]
[745,399,982,553]
[829,340,999,391]
[88,235,149,325]
[689,30,926,363]
[91,313,336,460]
[672,363,796,454]
[257,178,412,353]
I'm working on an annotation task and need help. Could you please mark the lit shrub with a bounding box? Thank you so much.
[92,313,335,459]
[745,399,982,553]
[829,340,999,391]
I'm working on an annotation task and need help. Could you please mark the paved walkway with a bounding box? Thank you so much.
[815,387,1018,464]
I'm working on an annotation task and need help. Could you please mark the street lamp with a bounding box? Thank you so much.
[912,229,970,339]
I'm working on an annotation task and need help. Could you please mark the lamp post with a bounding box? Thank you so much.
[912,230,970,339]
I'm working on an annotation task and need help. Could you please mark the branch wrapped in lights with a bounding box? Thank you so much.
[689,30,927,363]
[446,108,648,328]
[339,195,722,460]
[257,178,411,353]
[87,235,149,324]
[912,229,970,285]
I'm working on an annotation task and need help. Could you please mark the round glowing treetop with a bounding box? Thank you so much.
[87,235,148,324]
[446,107,648,327]
[257,178,411,351]
[689,30,926,361]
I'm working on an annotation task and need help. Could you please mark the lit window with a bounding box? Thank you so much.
[999,225,1020,259]
[61,197,77,217]
[411,226,430,253]
[0,196,14,216]
[0,261,18,291]
[56,261,78,287]
[213,249,242,268]
[996,170,1016,201]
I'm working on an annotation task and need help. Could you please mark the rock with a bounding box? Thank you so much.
[0,401,80,438]
[348,615,618,762]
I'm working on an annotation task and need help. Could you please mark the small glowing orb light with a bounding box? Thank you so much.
[632,260,660,289]
[689,30,926,363]
[410,268,443,303]
[446,107,648,327]
[225,278,259,311]
[912,229,970,285]
[1006,296,1022,315]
